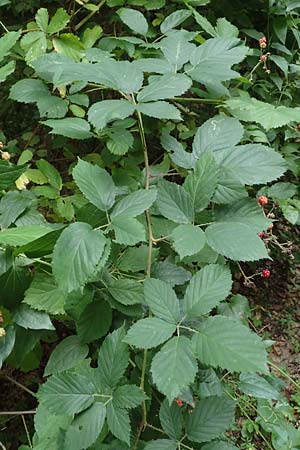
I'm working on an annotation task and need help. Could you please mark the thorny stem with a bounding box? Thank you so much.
[22,415,32,448]
[131,93,155,449]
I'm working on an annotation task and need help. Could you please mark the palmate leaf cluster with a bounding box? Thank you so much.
[0,1,299,449]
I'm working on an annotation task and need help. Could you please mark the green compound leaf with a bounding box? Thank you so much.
[160,10,192,34]
[52,222,107,293]
[151,336,198,402]
[192,115,243,157]
[156,180,194,224]
[43,118,92,139]
[88,99,135,130]
[205,222,269,261]
[137,73,192,103]
[159,398,183,440]
[107,401,131,444]
[73,159,115,211]
[187,396,236,443]
[64,403,106,450]
[108,278,144,306]
[113,384,147,409]
[0,161,27,190]
[117,8,148,35]
[37,373,95,415]
[111,216,146,245]
[137,101,181,120]
[23,273,65,315]
[184,152,219,212]
[124,317,176,349]
[44,335,89,376]
[77,301,112,343]
[171,224,206,258]
[192,316,268,373]
[97,326,129,388]
[144,278,180,323]
[183,264,232,316]
[111,189,157,218]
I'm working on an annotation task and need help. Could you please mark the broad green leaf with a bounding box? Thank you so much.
[118,244,159,273]
[35,8,49,32]
[144,278,180,323]
[43,118,92,139]
[107,401,130,444]
[108,279,143,305]
[36,159,62,191]
[106,128,133,155]
[161,129,196,169]
[0,264,31,309]
[183,264,232,316]
[151,336,197,402]
[32,404,72,450]
[38,373,95,415]
[213,168,247,205]
[216,144,286,185]
[215,199,272,232]
[77,301,112,343]
[193,11,217,37]
[137,74,192,103]
[113,385,146,410]
[73,159,115,211]
[0,161,27,190]
[159,399,183,440]
[0,190,35,229]
[124,317,176,349]
[118,8,148,35]
[0,224,57,247]
[217,294,250,323]
[82,25,103,49]
[152,261,191,287]
[192,115,244,157]
[52,222,107,293]
[0,31,20,62]
[97,326,129,388]
[160,30,195,70]
[187,396,236,443]
[64,403,106,450]
[112,216,146,245]
[44,335,89,376]
[184,152,218,211]
[53,33,85,62]
[0,60,15,82]
[171,224,206,258]
[188,38,248,86]
[144,440,177,450]
[88,100,135,130]
[20,31,47,64]
[225,96,300,131]
[0,326,15,368]
[215,17,239,38]
[198,368,223,398]
[12,305,54,330]
[160,10,192,34]
[268,182,297,200]
[201,442,238,450]
[64,287,93,321]
[192,316,268,373]
[239,373,280,400]
[10,79,49,103]
[137,101,181,120]
[206,222,269,261]
[17,227,64,258]
[47,8,70,34]
[134,57,173,74]
[111,189,157,218]
[156,180,194,224]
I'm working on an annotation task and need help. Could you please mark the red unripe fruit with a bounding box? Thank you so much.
[176,399,183,408]
[260,54,267,62]
[258,231,265,239]
[258,195,268,206]
[261,269,271,278]
[268,223,273,230]
[297,124,300,130]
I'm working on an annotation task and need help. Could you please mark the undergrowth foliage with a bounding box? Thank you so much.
[0,1,300,449]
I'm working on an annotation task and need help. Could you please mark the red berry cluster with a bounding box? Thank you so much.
[176,399,183,408]
[261,269,271,278]
[258,195,268,206]
[259,36,267,48]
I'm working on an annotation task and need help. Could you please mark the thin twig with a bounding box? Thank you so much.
[21,415,32,448]
[0,411,36,415]
[74,0,106,31]
[4,375,36,397]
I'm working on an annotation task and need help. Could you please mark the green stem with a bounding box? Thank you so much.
[21,415,32,448]
[74,0,106,31]
[269,361,300,391]
[171,97,223,104]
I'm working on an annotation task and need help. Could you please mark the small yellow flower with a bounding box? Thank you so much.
[1,151,11,161]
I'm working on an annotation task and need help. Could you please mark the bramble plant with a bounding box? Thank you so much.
[1,1,300,449]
